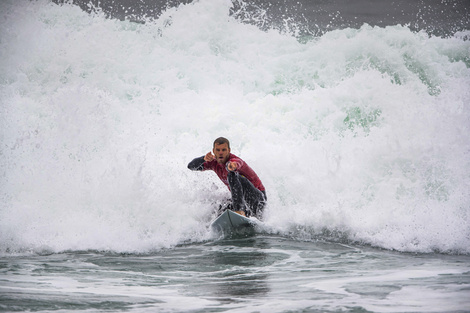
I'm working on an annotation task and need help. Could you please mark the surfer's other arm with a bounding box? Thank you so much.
[187,156,206,171]
[187,151,217,171]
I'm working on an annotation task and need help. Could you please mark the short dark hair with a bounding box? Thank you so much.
[213,137,230,149]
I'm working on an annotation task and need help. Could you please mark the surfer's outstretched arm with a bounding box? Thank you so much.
[187,156,205,171]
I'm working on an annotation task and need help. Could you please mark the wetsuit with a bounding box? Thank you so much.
[188,154,267,218]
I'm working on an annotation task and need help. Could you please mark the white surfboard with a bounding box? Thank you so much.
[210,210,260,235]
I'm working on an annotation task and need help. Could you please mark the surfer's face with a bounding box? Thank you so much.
[213,143,230,164]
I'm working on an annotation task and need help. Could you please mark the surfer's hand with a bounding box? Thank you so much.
[227,161,237,171]
[204,152,215,162]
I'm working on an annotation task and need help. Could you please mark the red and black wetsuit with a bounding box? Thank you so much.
[188,154,267,218]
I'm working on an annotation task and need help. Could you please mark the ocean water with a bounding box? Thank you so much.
[1,0,469,312]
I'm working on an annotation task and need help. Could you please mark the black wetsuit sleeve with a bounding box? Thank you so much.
[188,156,206,171]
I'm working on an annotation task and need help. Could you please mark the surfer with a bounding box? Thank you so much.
[188,137,267,218]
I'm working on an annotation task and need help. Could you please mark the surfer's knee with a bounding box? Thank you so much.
[227,170,238,180]
[227,171,242,190]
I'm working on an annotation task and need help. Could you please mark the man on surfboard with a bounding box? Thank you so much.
[188,137,267,218]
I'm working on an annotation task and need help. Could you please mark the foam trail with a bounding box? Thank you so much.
[1,0,469,254]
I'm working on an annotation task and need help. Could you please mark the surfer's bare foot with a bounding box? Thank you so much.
[234,210,246,216]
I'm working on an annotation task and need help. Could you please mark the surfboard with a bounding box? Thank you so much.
[210,210,260,236]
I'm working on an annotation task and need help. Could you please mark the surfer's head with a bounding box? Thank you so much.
[213,137,231,164]
[213,137,230,149]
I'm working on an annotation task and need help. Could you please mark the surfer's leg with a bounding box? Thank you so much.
[227,171,246,212]
[252,191,267,218]
[240,178,266,218]
[217,200,233,216]
[228,171,266,218]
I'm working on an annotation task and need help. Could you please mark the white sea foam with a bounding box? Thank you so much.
[1,0,469,254]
